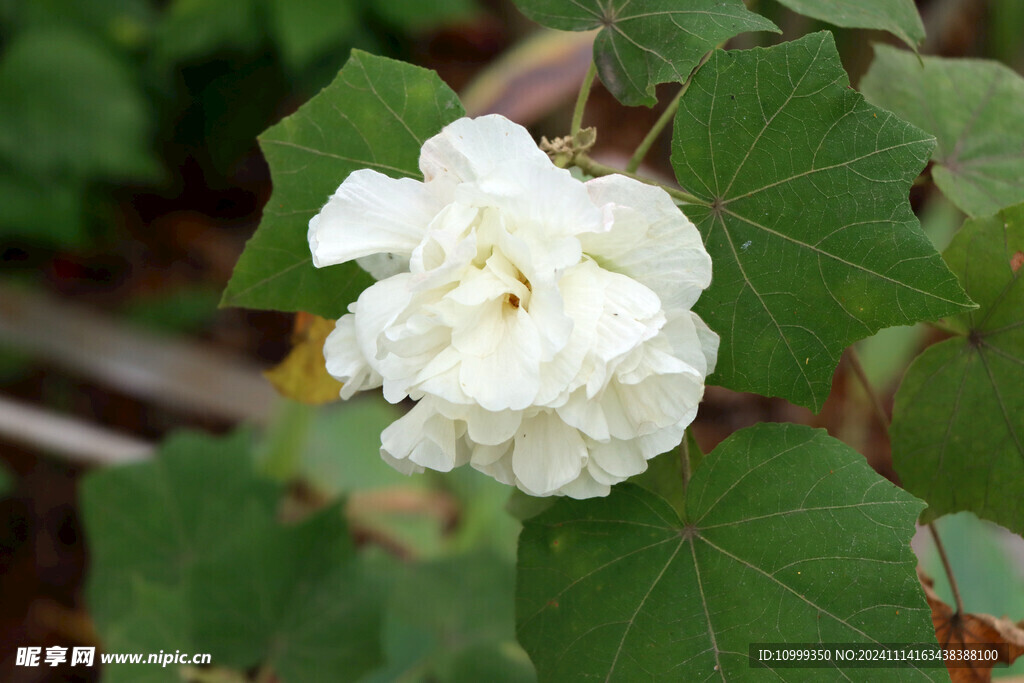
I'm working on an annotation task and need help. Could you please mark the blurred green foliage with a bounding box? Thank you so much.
[82,401,533,682]
[0,0,477,249]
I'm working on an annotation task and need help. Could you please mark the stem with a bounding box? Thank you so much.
[626,50,711,174]
[679,431,691,493]
[627,88,683,173]
[928,522,965,616]
[571,62,598,138]
[846,347,890,430]
[572,153,709,206]
[926,318,961,336]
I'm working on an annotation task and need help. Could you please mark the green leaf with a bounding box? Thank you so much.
[99,581,191,683]
[890,203,1024,532]
[516,423,940,682]
[264,0,357,70]
[860,45,1024,217]
[298,398,409,494]
[81,430,277,627]
[363,552,535,683]
[626,430,702,515]
[191,505,383,681]
[671,32,973,410]
[372,0,477,32]
[511,0,778,107]
[152,0,261,66]
[773,0,924,49]
[0,167,86,246]
[222,50,465,317]
[82,429,384,681]
[0,27,159,181]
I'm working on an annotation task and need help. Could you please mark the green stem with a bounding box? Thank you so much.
[573,153,708,206]
[626,90,682,174]
[679,430,691,493]
[925,318,961,336]
[571,62,598,138]
[928,522,965,616]
[626,50,711,174]
[846,347,890,430]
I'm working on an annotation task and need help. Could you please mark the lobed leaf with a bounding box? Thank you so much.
[774,0,924,50]
[516,423,940,681]
[891,203,1024,532]
[671,32,973,410]
[861,45,1024,217]
[221,50,464,317]
[512,0,778,106]
[82,430,383,681]
[361,553,536,682]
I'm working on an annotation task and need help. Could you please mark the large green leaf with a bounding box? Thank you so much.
[671,32,973,410]
[191,505,383,682]
[891,203,1024,532]
[82,429,384,682]
[81,430,277,627]
[511,0,778,107]
[860,45,1024,217]
[516,423,941,681]
[361,553,535,683]
[774,0,924,49]
[222,50,465,317]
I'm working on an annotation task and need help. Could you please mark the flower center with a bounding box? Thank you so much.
[502,266,532,311]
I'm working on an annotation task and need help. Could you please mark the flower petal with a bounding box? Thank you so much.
[323,314,382,399]
[309,169,442,270]
[419,114,550,186]
[582,174,712,311]
[380,399,467,473]
[512,412,585,495]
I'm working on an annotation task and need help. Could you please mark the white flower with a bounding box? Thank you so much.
[310,114,718,498]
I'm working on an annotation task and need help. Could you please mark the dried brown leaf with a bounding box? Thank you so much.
[263,312,343,404]
[919,568,1024,682]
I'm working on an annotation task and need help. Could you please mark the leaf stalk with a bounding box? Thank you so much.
[625,49,712,174]
[571,62,598,138]
[846,347,890,430]
[928,522,966,616]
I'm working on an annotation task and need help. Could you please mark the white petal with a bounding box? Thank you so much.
[323,314,382,399]
[433,399,523,446]
[409,203,479,286]
[582,174,712,311]
[590,269,664,365]
[557,470,610,499]
[352,274,415,369]
[309,169,441,269]
[690,311,720,375]
[457,308,544,411]
[589,437,647,480]
[380,401,432,473]
[380,400,464,473]
[356,252,408,280]
[557,389,610,441]
[512,412,585,496]
[419,114,550,186]
[636,422,689,460]
[471,442,515,485]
